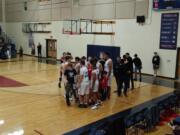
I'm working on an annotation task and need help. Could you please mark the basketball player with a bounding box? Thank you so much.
[59,54,72,89]
[90,63,100,109]
[78,60,89,108]
[74,57,81,74]
[103,52,113,99]
[59,52,67,88]
[74,57,81,101]
[96,58,103,75]
[64,63,77,106]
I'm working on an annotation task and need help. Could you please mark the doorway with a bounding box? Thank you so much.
[46,39,57,59]
[176,48,180,79]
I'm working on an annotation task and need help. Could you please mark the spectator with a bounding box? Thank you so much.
[19,46,23,59]
[152,52,160,77]
[37,43,42,58]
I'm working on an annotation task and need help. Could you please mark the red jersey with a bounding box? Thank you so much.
[60,57,65,62]
[101,76,108,89]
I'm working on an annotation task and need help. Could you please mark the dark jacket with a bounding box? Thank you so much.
[152,55,160,65]
[113,62,120,77]
[133,57,142,68]
[127,56,133,72]
[118,62,130,80]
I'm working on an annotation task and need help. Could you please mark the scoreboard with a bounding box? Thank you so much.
[153,0,180,10]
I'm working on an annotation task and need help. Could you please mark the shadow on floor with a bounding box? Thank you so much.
[141,75,180,89]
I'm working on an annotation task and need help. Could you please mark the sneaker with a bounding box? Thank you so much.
[124,93,128,97]
[78,104,84,108]
[118,93,122,97]
[95,101,102,106]
[168,122,175,130]
[98,101,103,105]
[91,105,98,110]
[88,102,94,106]
[67,102,71,106]
[83,104,88,108]
[75,99,79,103]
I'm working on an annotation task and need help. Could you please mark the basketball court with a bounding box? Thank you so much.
[0,0,180,135]
[0,56,176,135]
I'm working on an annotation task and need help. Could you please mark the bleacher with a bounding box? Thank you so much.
[0,26,17,59]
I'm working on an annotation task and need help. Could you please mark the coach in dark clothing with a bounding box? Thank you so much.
[117,59,130,97]
[152,52,160,77]
[126,53,134,90]
[113,56,121,91]
[133,54,142,81]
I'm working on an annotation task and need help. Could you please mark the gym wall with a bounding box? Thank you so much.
[4,0,180,78]
[0,0,2,22]
[5,0,148,22]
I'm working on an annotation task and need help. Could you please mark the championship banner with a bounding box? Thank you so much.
[153,0,180,11]
[160,13,179,50]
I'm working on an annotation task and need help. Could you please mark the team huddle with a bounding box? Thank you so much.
[59,52,114,109]
[59,51,141,109]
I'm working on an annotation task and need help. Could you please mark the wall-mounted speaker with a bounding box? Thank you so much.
[137,16,145,23]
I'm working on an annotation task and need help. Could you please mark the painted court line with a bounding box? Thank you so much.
[34,130,44,135]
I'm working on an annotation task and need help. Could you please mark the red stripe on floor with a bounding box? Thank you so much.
[0,76,28,87]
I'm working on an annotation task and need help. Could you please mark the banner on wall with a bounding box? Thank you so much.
[160,13,179,50]
[153,0,180,10]
[87,44,120,62]
[28,33,34,48]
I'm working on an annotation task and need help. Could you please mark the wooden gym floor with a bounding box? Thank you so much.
[0,56,175,135]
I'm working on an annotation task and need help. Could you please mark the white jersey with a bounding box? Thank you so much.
[104,58,112,73]
[75,63,81,74]
[91,69,99,82]
[104,58,113,86]
[61,61,69,82]
[62,61,68,68]
[91,69,99,92]
[96,62,101,69]
[85,61,88,67]
[80,66,89,83]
